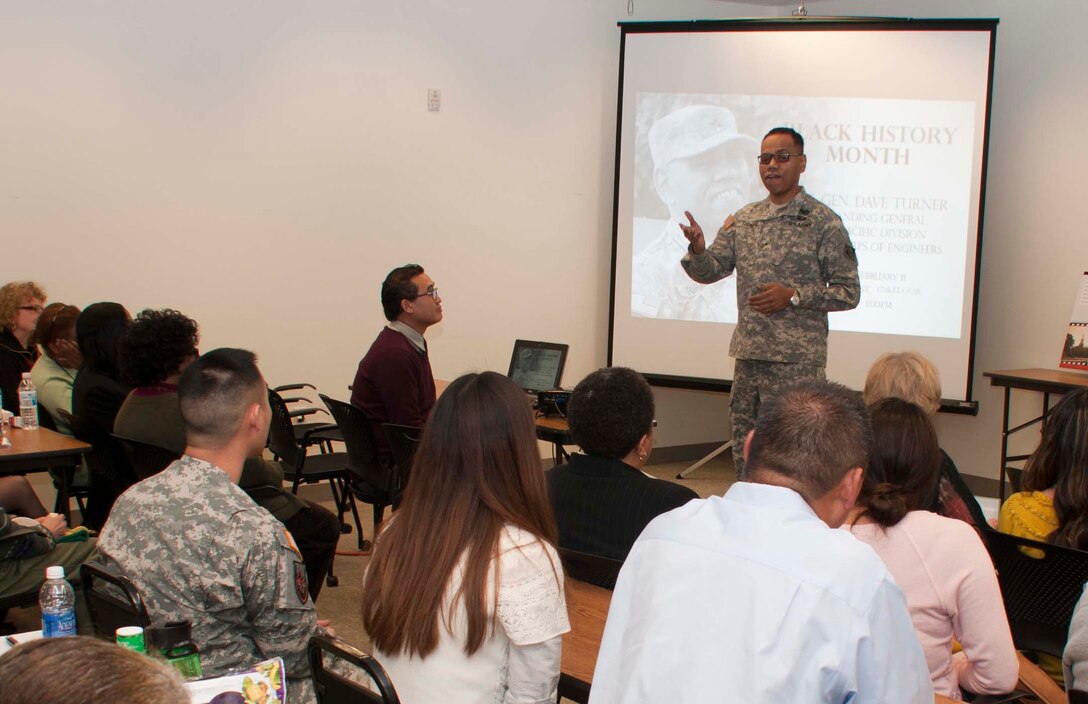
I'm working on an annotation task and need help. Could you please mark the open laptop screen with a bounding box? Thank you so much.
[507,340,569,394]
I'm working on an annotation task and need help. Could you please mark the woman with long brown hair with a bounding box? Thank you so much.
[1000,387,1088,549]
[362,371,569,704]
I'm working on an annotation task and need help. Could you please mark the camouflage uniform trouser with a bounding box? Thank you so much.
[730,359,825,478]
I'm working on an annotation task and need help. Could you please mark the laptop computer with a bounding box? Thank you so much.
[507,340,569,394]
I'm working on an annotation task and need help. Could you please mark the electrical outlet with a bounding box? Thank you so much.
[428,89,441,112]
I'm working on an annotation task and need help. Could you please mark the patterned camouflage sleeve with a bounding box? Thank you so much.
[240,516,318,681]
[680,222,737,285]
[797,217,861,312]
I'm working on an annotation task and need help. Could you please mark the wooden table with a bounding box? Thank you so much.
[984,368,1088,503]
[559,576,965,704]
[535,415,574,463]
[0,427,90,524]
[560,578,612,703]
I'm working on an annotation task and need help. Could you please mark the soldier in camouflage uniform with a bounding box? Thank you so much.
[680,127,860,477]
[99,349,323,704]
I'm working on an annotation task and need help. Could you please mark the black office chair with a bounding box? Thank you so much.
[267,389,360,552]
[321,395,401,548]
[558,547,624,591]
[381,423,423,499]
[57,409,137,530]
[113,435,181,480]
[81,560,151,639]
[984,529,1088,658]
[1070,691,1088,704]
[273,383,341,451]
[1006,467,1024,494]
[308,634,400,704]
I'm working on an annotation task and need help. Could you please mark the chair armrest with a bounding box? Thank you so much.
[1014,652,1068,704]
[274,383,317,392]
[287,407,330,419]
[302,423,339,442]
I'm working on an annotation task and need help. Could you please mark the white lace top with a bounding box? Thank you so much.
[378,525,570,704]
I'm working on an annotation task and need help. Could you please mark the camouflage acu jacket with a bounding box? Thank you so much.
[681,187,860,366]
[99,455,318,704]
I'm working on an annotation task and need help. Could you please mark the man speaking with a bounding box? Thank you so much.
[680,127,860,477]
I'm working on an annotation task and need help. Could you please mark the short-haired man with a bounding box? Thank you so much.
[680,127,861,477]
[545,367,697,561]
[100,349,327,704]
[351,264,441,464]
[113,309,340,601]
[590,381,932,703]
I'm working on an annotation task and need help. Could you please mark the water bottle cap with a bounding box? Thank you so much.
[45,565,65,579]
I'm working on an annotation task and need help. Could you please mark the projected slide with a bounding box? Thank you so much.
[609,23,996,400]
[631,92,975,339]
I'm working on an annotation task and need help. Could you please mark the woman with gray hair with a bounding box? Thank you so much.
[864,351,986,527]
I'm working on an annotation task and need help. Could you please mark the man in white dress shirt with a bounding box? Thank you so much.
[589,380,932,704]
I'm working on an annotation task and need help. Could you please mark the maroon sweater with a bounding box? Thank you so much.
[350,327,436,460]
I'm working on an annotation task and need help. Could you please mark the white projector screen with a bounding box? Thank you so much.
[608,19,997,407]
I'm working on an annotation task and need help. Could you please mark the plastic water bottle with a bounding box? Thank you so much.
[18,373,38,430]
[40,565,77,637]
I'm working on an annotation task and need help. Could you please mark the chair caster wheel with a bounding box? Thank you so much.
[326,575,339,587]
[340,523,352,534]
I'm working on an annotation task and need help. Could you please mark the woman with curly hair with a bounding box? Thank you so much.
[545,366,697,561]
[363,371,569,704]
[113,308,340,601]
[0,281,46,415]
[849,398,1017,699]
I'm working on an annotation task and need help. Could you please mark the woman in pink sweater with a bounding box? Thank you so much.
[848,398,1018,700]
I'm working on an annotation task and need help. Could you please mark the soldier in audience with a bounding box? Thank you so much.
[546,367,697,561]
[590,380,932,703]
[99,349,330,704]
[114,308,339,600]
[351,264,441,467]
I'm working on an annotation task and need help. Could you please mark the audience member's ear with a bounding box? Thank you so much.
[742,430,755,462]
[811,466,864,529]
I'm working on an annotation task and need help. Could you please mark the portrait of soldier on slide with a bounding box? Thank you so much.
[631,102,760,323]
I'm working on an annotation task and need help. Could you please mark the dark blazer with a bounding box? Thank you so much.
[546,453,699,561]
[71,367,131,436]
[0,329,36,415]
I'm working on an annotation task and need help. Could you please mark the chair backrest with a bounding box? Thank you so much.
[81,560,151,638]
[381,423,423,486]
[984,528,1088,657]
[1070,690,1088,704]
[58,409,133,484]
[319,395,390,493]
[308,634,400,704]
[1006,466,1024,493]
[266,388,304,467]
[558,547,624,591]
[113,435,181,480]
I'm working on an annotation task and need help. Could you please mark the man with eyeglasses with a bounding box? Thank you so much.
[351,264,442,468]
[679,127,860,478]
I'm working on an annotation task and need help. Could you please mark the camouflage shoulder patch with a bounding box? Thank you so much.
[294,561,309,605]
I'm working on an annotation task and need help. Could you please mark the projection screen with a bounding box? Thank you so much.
[607,18,998,407]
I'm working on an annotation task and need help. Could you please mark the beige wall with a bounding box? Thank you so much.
[2,1,1085,480]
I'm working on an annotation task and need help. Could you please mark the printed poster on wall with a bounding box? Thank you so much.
[1060,272,1088,370]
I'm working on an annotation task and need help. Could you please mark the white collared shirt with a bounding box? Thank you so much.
[388,320,426,353]
[589,482,933,704]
